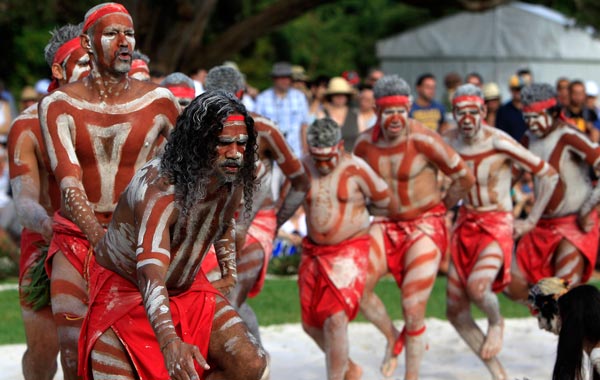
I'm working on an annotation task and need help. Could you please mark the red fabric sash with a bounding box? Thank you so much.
[46,211,90,279]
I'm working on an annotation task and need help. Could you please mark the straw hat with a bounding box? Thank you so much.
[483,82,501,101]
[291,65,309,82]
[325,77,354,96]
[20,86,38,102]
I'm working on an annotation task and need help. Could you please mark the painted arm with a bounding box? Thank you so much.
[8,117,52,241]
[136,193,210,379]
[567,133,600,231]
[39,95,105,247]
[355,157,391,216]
[211,217,238,296]
[259,120,310,228]
[501,137,559,237]
[416,131,475,209]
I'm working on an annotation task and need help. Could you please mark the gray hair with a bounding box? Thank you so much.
[44,24,82,67]
[84,3,131,36]
[453,83,483,100]
[521,83,556,107]
[160,72,194,89]
[307,118,341,148]
[132,50,150,64]
[205,65,245,94]
[373,75,411,99]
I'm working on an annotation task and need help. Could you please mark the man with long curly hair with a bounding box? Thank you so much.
[79,90,268,380]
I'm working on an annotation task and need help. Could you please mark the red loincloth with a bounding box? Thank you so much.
[375,203,448,287]
[516,211,599,285]
[78,262,220,380]
[45,211,90,279]
[246,208,277,298]
[298,235,370,328]
[200,208,277,299]
[451,208,514,292]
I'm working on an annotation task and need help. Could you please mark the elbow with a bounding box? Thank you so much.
[293,174,311,194]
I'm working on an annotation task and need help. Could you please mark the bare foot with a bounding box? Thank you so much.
[380,331,401,377]
[481,318,504,360]
[344,359,363,380]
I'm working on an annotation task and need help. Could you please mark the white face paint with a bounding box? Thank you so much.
[453,102,484,140]
[92,13,135,74]
[66,50,91,83]
[523,111,553,137]
[380,105,409,140]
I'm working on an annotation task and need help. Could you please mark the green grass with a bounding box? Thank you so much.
[248,275,534,325]
[0,276,595,344]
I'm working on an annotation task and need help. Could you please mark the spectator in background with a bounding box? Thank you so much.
[255,61,309,156]
[357,85,377,133]
[342,70,361,89]
[410,73,449,133]
[292,65,311,100]
[556,77,570,107]
[0,92,11,136]
[564,80,600,142]
[316,76,359,151]
[34,79,51,98]
[19,86,38,112]
[586,80,600,125]
[223,61,256,112]
[442,72,462,113]
[308,75,329,123]
[483,82,501,127]
[465,72,483,88]
[364,67,384,87]
[496,74,529,141]
[190,67,207,96]
[0,80,17,118]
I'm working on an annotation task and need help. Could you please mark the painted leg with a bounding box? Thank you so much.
[206,296,268,380]
[503,252,529,303]
[401,236,441,380]
[464,243,507,380]
[20,304,59,380]
[359,224,399,377]
[554,239,585,286]
[50,251,88,380]
[227,242,264,308]
[90,328,135,380]
[239,302,262,344]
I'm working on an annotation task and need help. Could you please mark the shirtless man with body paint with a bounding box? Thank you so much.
[79,91,268,380]
[296,118,390,380]
[506,83,600,302]
[8,24,90,380]
[202,66,309,335]
[353,75,475,379]
[38,4,179,378]
[443,84,558,380]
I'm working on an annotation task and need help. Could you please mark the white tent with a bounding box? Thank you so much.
[376,1,600,102]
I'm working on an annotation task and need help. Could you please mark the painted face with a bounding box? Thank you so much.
[91,13,135,74]
[380,105,409,139]
[215,118,248,182]
[523,111,553,137]
[453,102,484,139]
[63,47,91,83]
[309,143,341,176]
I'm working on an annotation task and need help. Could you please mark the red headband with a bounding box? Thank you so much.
[452,95,484,106]
[130,59,149,72]
[167,86,195,99]
[522,98,557,113]
[53,38,81,66]
[376,95,410,108]
[83,3,131,33]
[225,114,245,122]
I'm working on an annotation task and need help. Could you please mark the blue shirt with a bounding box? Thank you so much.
[255,87,309,156]
[410,101,446,131]
[496,100,527,142]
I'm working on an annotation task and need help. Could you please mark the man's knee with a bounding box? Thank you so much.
[465,280,489,303]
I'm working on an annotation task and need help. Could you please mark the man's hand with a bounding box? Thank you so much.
[211,273,236,295]
[162,337,209,380]
[513,219,535,239]
[577,211,594,233]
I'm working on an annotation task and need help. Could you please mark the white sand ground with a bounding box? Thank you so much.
[0,317,556,380]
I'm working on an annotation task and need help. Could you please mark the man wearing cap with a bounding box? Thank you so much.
[296,118,390,380]
[444,84,558,380]
[38,4,179,378]
[8,23,90,380]
[495,74,530,141]
[410,73,450,133]
[564,80,600,143]
[161,72,196,108]
[506,83,600,302]
[255,61,310,156]
[202,65,309,337]
[354,75,474,378]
